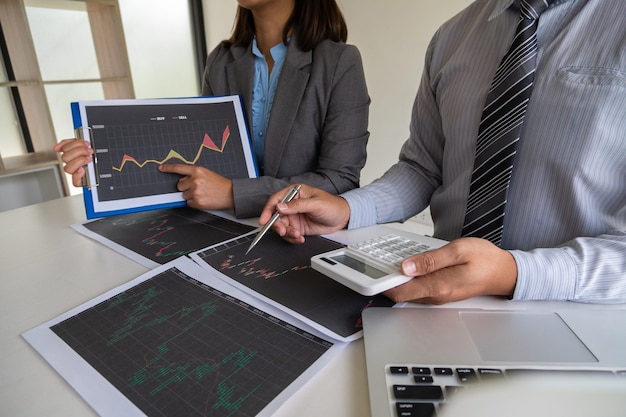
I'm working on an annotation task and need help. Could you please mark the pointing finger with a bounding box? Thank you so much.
[158,164,194,176]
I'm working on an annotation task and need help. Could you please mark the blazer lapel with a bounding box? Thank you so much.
[263,39,311,177]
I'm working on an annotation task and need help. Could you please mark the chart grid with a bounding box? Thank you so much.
[84,101,251,202]
[51,267,332,417]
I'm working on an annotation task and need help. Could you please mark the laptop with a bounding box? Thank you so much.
[361,302,626,417]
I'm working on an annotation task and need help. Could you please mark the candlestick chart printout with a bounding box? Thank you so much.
[46,263,334,417]
[193,233,394,340]
[77,207,255,266]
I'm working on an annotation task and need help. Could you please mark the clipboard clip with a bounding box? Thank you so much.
[74,126,99,189]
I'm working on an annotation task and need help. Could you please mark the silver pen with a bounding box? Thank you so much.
[245,184,302,255]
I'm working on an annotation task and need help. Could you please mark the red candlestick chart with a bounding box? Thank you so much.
[195,232,395,339]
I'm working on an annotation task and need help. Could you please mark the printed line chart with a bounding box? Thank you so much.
[82,100,253,203]
[112,125,232,172]
[49,265,332,417]
[94,118,244,201]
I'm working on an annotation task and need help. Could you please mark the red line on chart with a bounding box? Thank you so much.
[112,125,231,171]
[219,255,310,279]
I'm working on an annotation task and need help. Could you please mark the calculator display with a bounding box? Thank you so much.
[329,254,388,279]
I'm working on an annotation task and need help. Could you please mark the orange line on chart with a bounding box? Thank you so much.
[112,125,230,171]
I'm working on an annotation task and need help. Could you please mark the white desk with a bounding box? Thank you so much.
[0,195,372,417]
[4,196,626,417]
[0,152,66,212]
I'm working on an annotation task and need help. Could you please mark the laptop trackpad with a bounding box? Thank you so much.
[460,311,597,363]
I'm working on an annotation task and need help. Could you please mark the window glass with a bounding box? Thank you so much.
[0,54,6,83]
[45,83,104,140]
[25,0,100,81]
[0,88,27,157]
[0,53,27,158]
[119,0,199,98]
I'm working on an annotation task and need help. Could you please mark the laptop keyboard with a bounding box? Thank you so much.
[387,365,626,417]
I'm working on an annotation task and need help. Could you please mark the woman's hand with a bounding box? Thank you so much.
[158,164,234,210]
[53,139,93,187]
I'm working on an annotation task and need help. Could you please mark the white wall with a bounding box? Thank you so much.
[340,0,472,184]
[203,0,238,52]
[202,0,472,186]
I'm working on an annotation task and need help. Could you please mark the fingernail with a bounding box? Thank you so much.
[402,260,417,275]
[277,203,288,211]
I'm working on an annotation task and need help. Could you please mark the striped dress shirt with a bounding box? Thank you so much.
[342,0,626,303]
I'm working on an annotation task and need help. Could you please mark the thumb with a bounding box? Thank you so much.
[401,243,459,276]
[276,197,315,216]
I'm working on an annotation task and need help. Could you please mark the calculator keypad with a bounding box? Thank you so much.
[348,235,432,268]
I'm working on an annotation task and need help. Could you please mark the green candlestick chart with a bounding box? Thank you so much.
[51,267,332,417]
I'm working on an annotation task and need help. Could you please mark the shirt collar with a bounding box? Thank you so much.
[488,0,571,20]
[252,37,289,61]
[489,0,516,20]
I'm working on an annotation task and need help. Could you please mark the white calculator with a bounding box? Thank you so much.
[312,234,447,296]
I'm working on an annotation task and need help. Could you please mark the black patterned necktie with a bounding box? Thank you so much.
[462,0,552,246]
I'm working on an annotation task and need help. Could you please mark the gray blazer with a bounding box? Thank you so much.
[202,35,370,218]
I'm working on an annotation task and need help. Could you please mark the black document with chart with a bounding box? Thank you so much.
[190,233,395,342]
[70,207,393,340]
[72,96,256,219]
[23,257,343,417]
[72,207,256,268]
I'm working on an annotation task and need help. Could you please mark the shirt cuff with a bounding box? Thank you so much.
[342,189,378,230]
[510,248,578,301]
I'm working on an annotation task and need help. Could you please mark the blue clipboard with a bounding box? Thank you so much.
[71,96,257,219]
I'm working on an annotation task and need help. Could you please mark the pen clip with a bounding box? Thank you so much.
[74,126,99,189]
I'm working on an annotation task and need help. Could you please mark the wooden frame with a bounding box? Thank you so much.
[0,0,134,197]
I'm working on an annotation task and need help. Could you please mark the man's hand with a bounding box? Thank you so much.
[260,184,351,244]
[158,164,233,210]
[384,237,518,304]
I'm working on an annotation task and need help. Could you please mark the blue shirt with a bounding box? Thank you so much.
[342,0,626,303]
[251,38,288,174]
